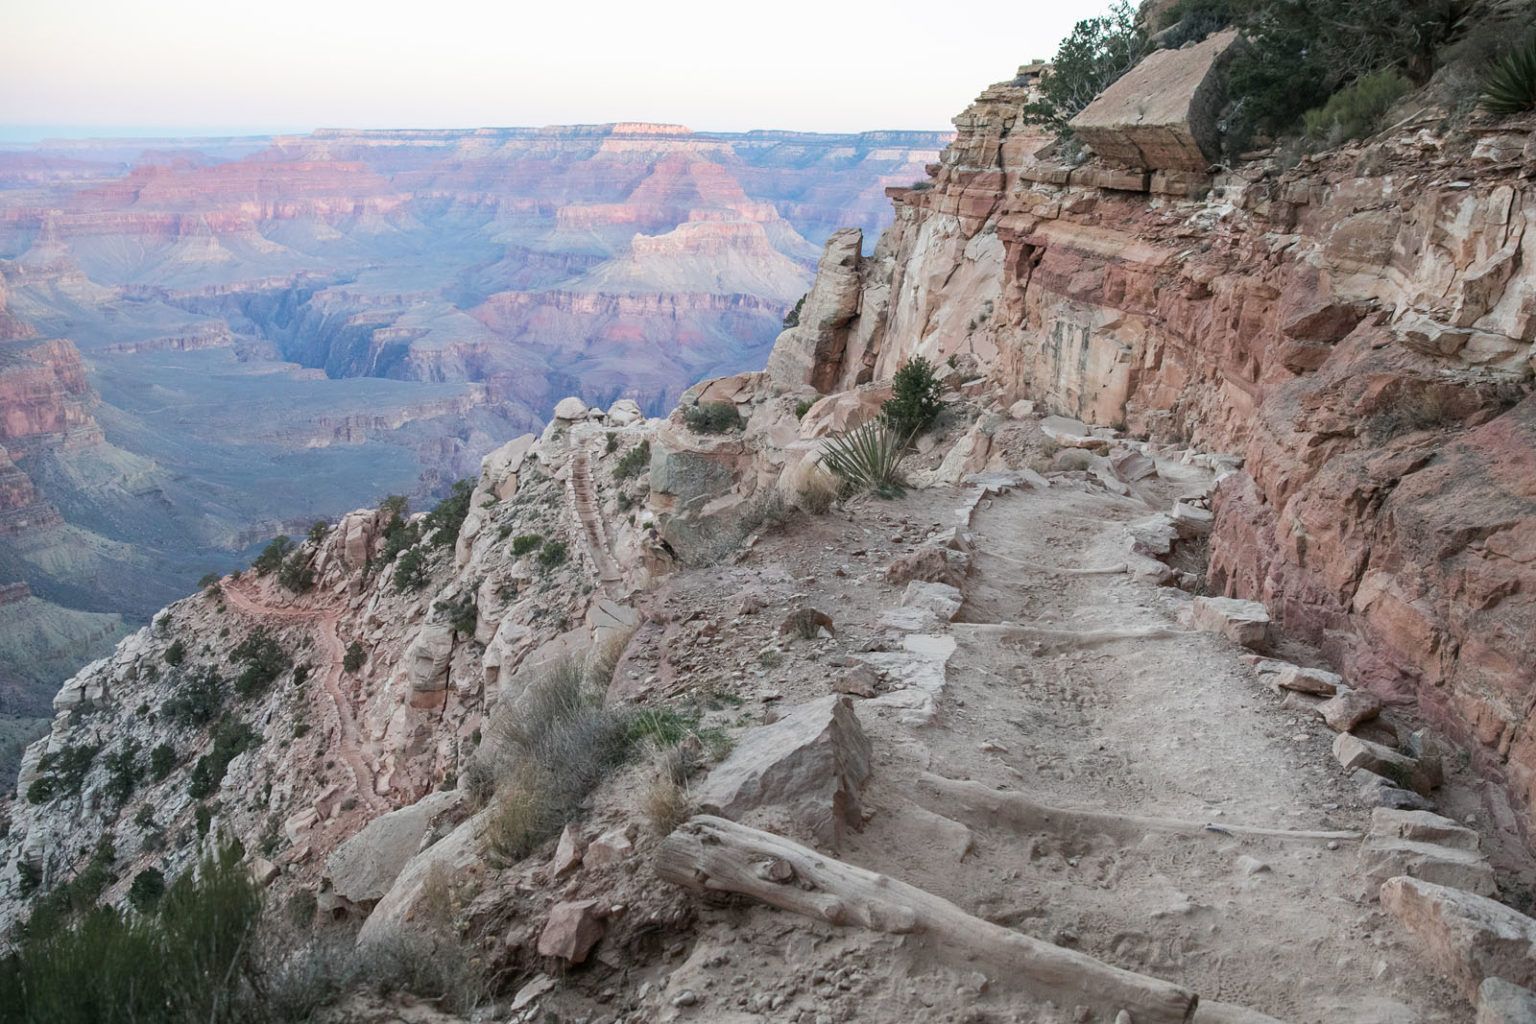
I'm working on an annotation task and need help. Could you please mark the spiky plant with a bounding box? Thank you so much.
[817,420,912,499]
[1483,37,1536,115]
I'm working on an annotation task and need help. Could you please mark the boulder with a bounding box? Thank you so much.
[833,664,880,698]
[1069,29,1242,172]
[779,607,835,639]
[1109,449,1157,483]
[1335,734,1435,796]
[1009,399,1037,420]
[553,396,589,421]
[338,509,380,570]
[1318,690,1383,732]
[1478,978,1536,1023]
[901,581,964,622]
[585,827,635,868]
[1358,837,1496,897]
[1267,664,1342,697]
[765,229,864,392]
[1170,502,1214,537]
[1040,415,1109,450]
[1355,770,1437,812]
[325,791,462,904]
[797,383,894,439]
[693,695,873,846]
[550,825,584,877]
[1185,596,1272,648]
[1370,808,1481,852]
[606,399,643,426]
[537,899,608,964]
[480,433,535,501]
[886,545,970,588]
[400,625,455,700]
[1381,876,1536,1001]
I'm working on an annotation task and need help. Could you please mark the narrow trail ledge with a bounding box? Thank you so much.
[654,453,1490,1023]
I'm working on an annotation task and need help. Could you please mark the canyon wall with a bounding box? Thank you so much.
[771,73,1536,829]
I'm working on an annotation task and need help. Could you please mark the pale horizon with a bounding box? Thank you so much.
[2,0,1110,139]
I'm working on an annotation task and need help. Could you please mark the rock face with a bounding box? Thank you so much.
[755,51,1536,833]
[324,791,461,904]
[1070,30,1243,172]
[1381,876,1536,1001]
[693,695,873,845]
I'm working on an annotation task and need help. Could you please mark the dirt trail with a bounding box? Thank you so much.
[568,445,624,595]
[838,472,1468,1022]
[223,582,388,814]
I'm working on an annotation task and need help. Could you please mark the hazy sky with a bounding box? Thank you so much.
[1,0,1111,138]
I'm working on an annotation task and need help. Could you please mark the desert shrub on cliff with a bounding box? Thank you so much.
[392,547,428,591]
[101,739,142,806]
[252,535,295,576]
[25,743,99,804]
[1022,0,1147,143]
[231,629,291,700]
[435,593,478,637]
[537,540,569,570]
[783,294,805,329]
[0,847,265,1024]
[1483,35,1536,113]
[613,439,651,481]
[882,356,945,437]
[510,532,544,556]
[149,742,176,781]
[481,659,633,863]
[423,478,474,547]
[342,640,366,673]
[683,401,743,434]
[1303,70,1413,144]
[164,638,186,666]
[186,718,261,799]
[276,551,313,594]
[819,421,913,500]
[164,669,224,727]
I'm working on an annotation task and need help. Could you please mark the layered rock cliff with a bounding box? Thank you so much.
[768,68,1536,832]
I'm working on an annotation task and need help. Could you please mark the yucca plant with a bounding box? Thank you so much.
[818,420,913,500]
[1483,37,1536,115]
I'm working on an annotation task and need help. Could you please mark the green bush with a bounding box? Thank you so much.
[1303,69,1412,144]
[1021,0,1146,141]
[613,440,651,481]
[251,535,295,576]
[231,629,290,700]
[378,497,419,564]
[882,356,945,437]
[164,639,186,667]
[783,294,806,329]
[1484,36,1536,114]
[187,719,260,800]
[149,742,176,781]
[683,401,743,434]
[343,640,366,673]
[26,743,99,804]
[511,533,544,556]
[435,594,478,637]
[392,547,428,592]
[794,399,814,420]
[537,540,568,570]
[198,573,222,591]
[276,552,313,594]
[102,739,142,806]
[422,479,474,547]
[163,670,224,728]
[818,421,912,500]
[306,520,330,544]
[0,848,264,1024]
[127,867,165,912]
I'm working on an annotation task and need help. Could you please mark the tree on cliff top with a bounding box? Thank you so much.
[1021,1,1147,145]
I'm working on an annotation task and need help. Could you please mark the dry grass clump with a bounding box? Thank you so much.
[639,742,696,836]
[796,466,843,514]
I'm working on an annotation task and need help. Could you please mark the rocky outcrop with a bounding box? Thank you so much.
[1070,30,1242,173]
[753,54,1536,833]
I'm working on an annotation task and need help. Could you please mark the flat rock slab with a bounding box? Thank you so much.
[1478,978,1536,1023]
[1040,415,1109,449]
[325,790,461,903]
[862,633,957,727]
[1336,734,1434,796]
[1259,661,1343,697]
[1359,837,1496,897]
[1370,808,1481,852]
[1319,690,1383,732]
[1184,596,1271,648]
[694,694,872,846]
[1381,876,1536,1002]
[902,581,964,622]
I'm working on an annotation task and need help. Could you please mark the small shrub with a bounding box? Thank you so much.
[641,765,693,836]
[149,743,176,780]
[1303,70,1412,145]
[1021,1,1146,141]
[1484,36,1536,115]
[537,540,568,570]
[604,433,619,454]
[343,640,366,673]
[133,804,157,830]
[127,867,166,911]
[794,399,814,420]
[198,573,222,591]
[26,743,99,804]
[163,639,186,667]
[393,547,428,591]
[683,401,743,435]
[882,356,945,437]
[102,739,142,806]
[818,421,912,500]
[187,719,261,799]
[164,670,224,728]
[423,479,474,547]
[435,594,478,637]
[511,533,544,556]
[783,294,805,329]
[231,629,290,700]
[306,520,330,544]
[613,440,651,481]
[796,467,842,515]
[277,552,314,594]
[285,888,317,929]
[252,535,295,576]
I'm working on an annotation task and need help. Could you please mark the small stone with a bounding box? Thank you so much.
[550,825,585,877]
[673,990,699,1007]
[979,741,1009,754]
[1318,690,1383,732]
[1237,855,1271,876]
[833,664,879,698]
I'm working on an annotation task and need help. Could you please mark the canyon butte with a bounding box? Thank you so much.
[0,124,947,767]
[4,1,1536,1022]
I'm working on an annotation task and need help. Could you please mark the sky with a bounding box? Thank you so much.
[0,0,1112,140]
